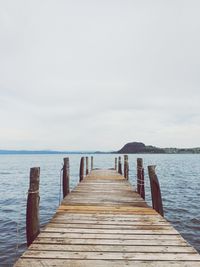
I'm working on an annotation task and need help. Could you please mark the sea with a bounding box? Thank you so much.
[0,153,200,266]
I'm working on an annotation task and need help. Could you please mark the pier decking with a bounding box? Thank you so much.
[14,169,200,266]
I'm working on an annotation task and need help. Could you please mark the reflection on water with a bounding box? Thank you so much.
[0,153,200,265]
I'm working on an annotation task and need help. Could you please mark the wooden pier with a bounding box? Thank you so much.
[14,166,200,266]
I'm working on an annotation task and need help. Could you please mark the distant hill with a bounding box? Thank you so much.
[117,142,200,154]
[118,142,165,154]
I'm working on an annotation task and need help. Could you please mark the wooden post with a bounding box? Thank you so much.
[137,158,145,199]
[26,167,40,247]
[115,157,117,170]
[148,165,164,217]
[63,157,70,198]
[79,157,84,182]
[124,155,129,179]
[118,156,122,175]
[124,155,126,178]
[126,155,129,180]
[86,156,89,175]
[91,156,94,170]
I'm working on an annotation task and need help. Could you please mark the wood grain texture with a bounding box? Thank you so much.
[14,169,200,266]
[14,259,200,267]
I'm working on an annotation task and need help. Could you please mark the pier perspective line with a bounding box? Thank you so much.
[14,156,200,266]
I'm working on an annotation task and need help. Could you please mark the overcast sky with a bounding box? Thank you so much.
[0,1,200,150]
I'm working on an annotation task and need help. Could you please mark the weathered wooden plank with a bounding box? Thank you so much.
[56,211,158,215]
[52,213,166,221]
[74,184,133,187]
[66,195,142,200]
[64,195,145,199]
[14,259,200,267]
[43,227,178,235]
[60,202,148,207]
[75,185,131,188]
[51,217,167,224]
[48,223,173,229]
[73,189,134,192]
[71,191,137,194]
[39,232,182,240]
[63,198,144,201]
[72,191,134,194]
[63,195,144,200]
[21,250,200,261]
[74,182,132,184]
[29,244,196,253]
[64,196,144,200]
[75,185,131,187]
[52,216,166,224]
[62,199,146,204]
[64,195,143,199]
[64,193,143,197]
[50,220,170,226]
[57,205,157,214]
[34,237,189,246]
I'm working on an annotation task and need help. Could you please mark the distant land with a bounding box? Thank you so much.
[0,150,109,155]
[1,142,200,154]
[117,142,200,154]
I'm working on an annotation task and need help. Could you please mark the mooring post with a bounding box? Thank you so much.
[124,155,126,178]
[115,157,117,170]
[148,165,164,216]
[137,158,145,199]
[86,156,89,175]
[118,156,122,174]
[91,156,94,171]
[26,167,40,247]
[126,155,129,180]
[79,157,84,182]
[63,157,70,198]
[124,155,129,179]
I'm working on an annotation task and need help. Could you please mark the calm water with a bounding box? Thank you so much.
[0,154,200,266]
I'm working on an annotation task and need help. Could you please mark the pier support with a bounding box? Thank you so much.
[118,156,122,175]
[91,156,94,170]
[26,167,40,247]
[115,157,117,170]
[79,157,84,182]
[137,158,145,199]
[124,155,129,179]
[62,157,70,198]
[86,156,89,175]
[148,165,164,216]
